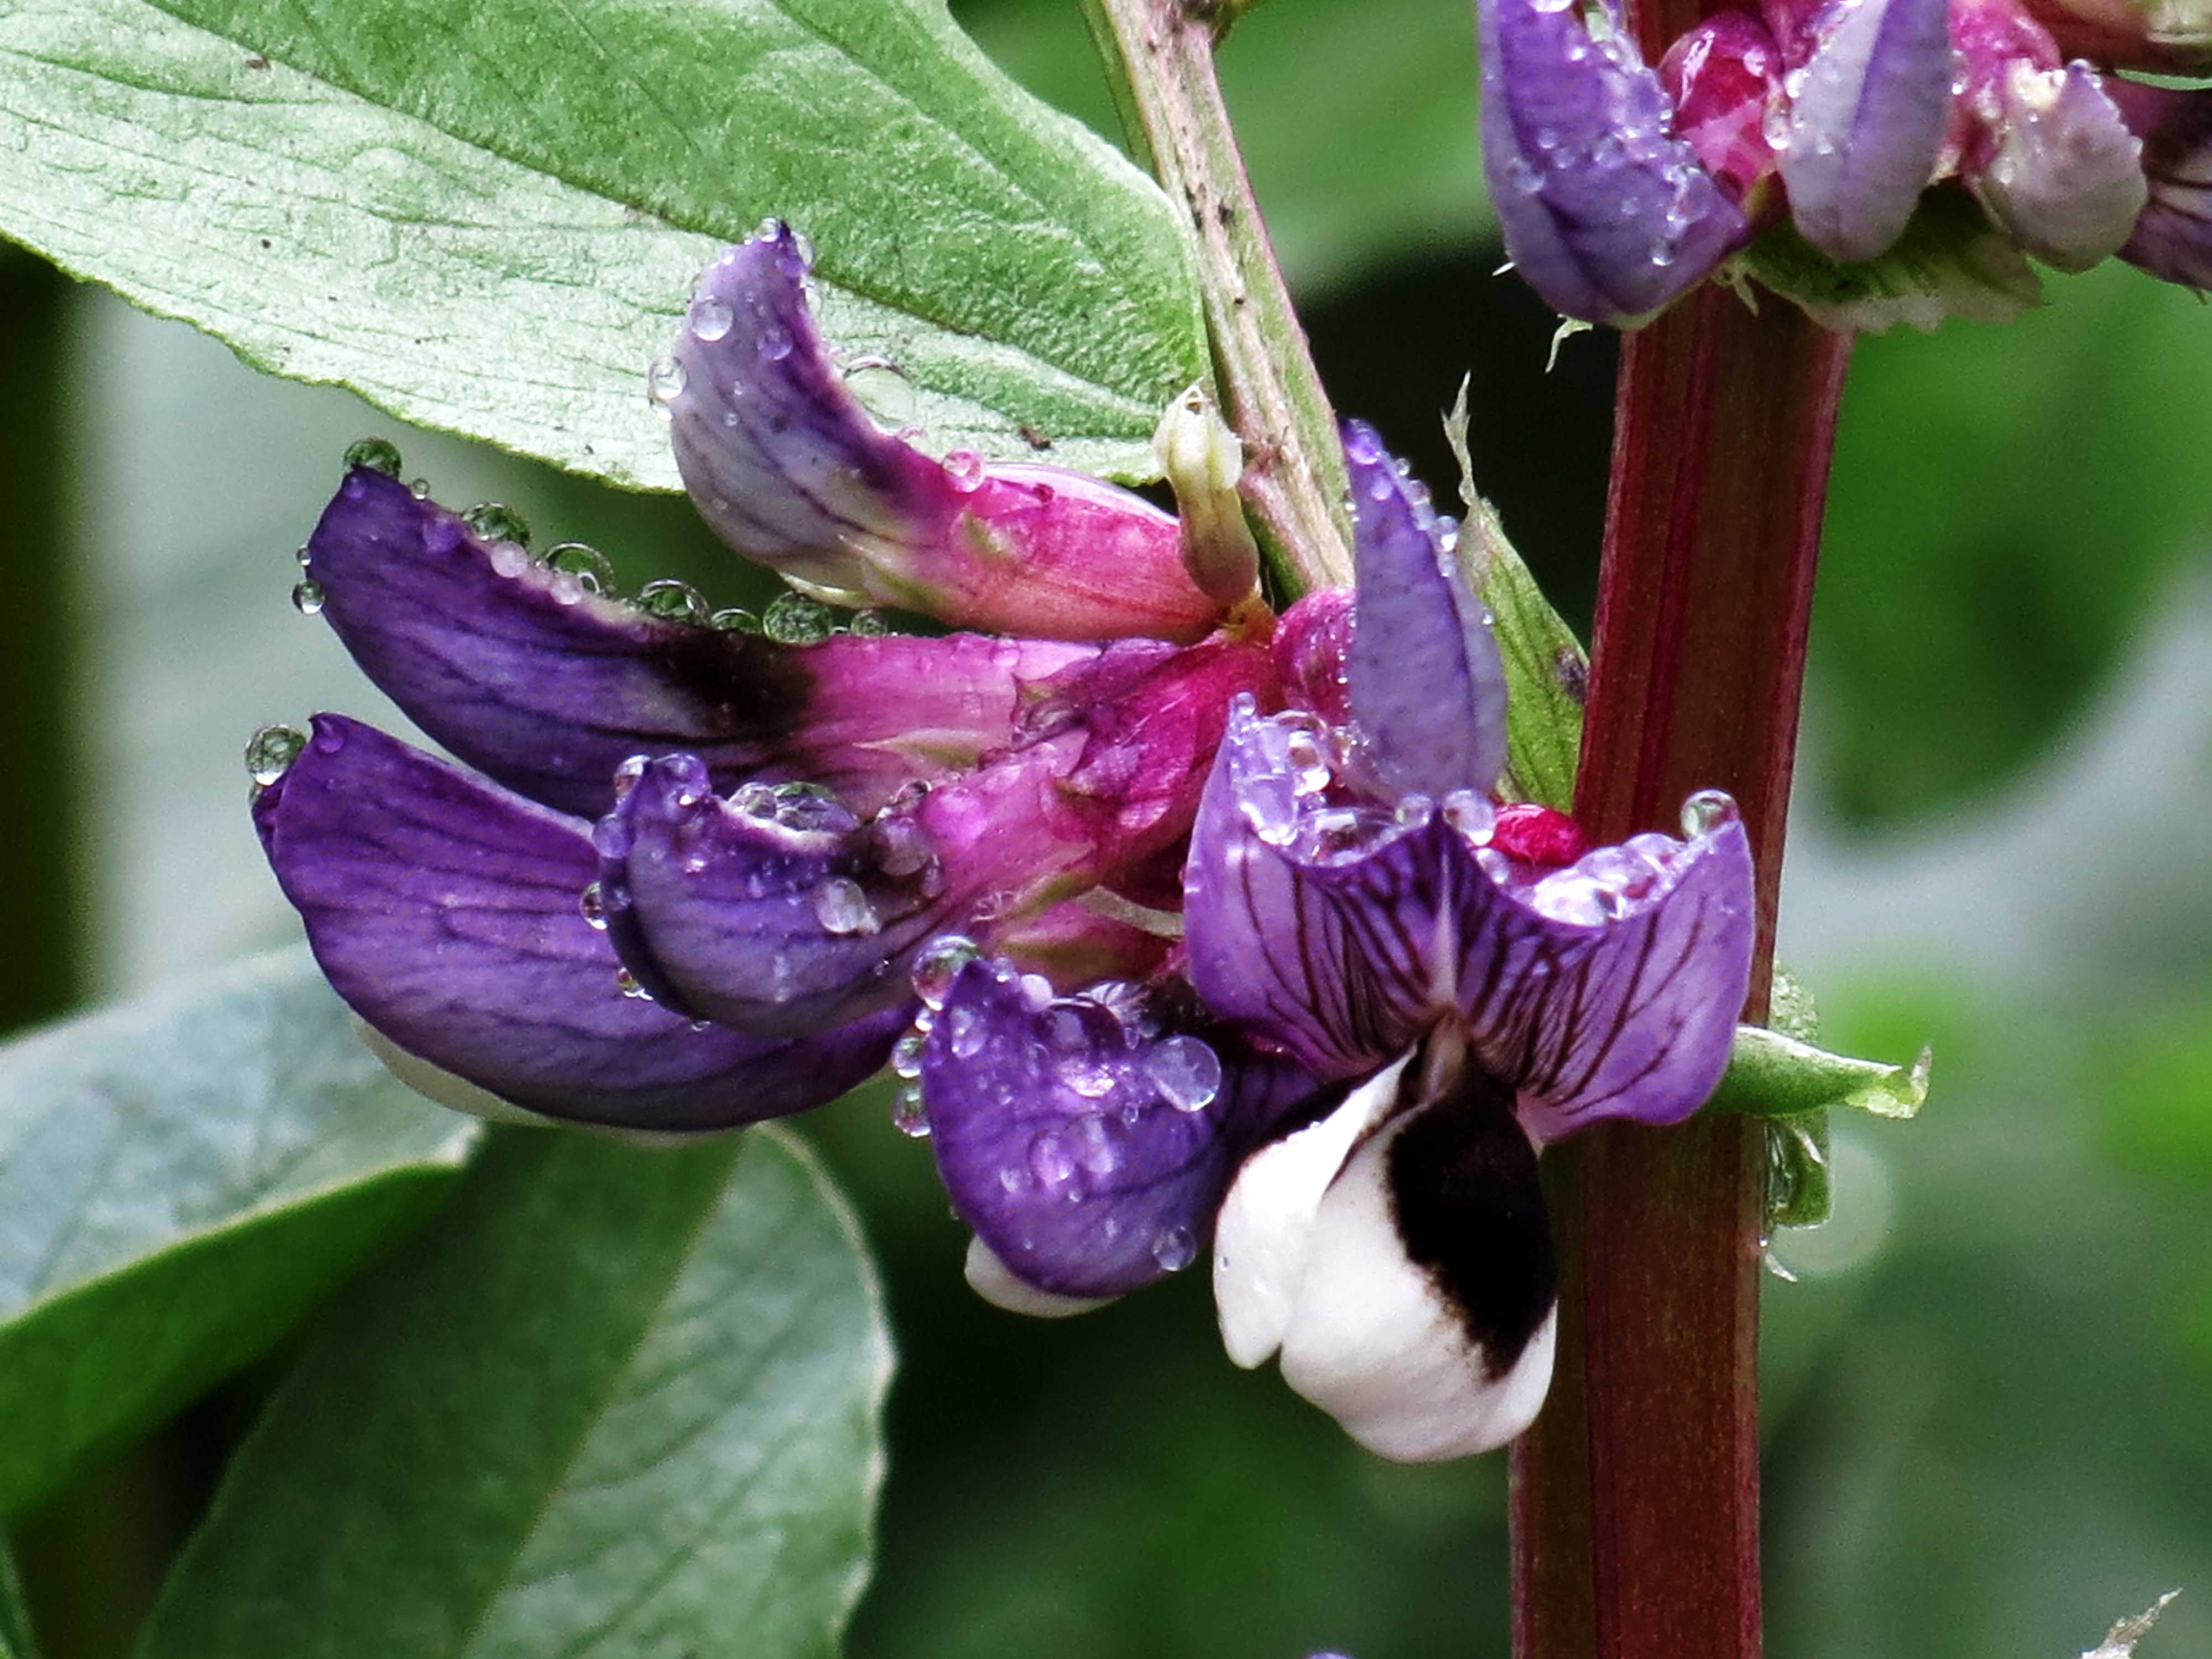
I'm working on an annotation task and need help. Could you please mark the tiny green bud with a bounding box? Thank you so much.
[1152,383,1260,607]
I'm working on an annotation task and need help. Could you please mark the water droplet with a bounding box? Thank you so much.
[1503,155,1544,194]
[293,543,314,568]
[845,608,889,637]
[812,877,880,936]
[579,881,609,929]
[1145,1036,1221,1113]
[343,436,403,477]
[541,542,613,595]
[615,966,654,1000]
[942,448,986,492]
[709,606,763,633]
[244,723,307,786]
[1443,789,1496,844]
[409,477,432,500]
[1029,1130,1076,1186]
[611,755,647,801]
[946,1003,987,1059]
[841,356,917,426]
[462,503,533,550]
[1018,973,1055,1013]
[762,591,837,644]
[484,541,527,579]
[648,355,688,404]
[1679,789,1738,837]
[755,326,794,362]
[290,578,325,616]
[687,294,733,342]
[891,1084,931,1138]
[1151,1224,1197,1272]
[1284,728,1333,795]
[911,935,980,1009]
[637,578,709,625]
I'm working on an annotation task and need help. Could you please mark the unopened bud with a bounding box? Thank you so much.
[1152,384,1261,606]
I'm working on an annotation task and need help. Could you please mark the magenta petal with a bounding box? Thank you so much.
[305,467,1098,819]
[1272,587,1355,727]
[921,960,1317,1299]
[666,226,1219,641]
[1659,14,1787,205]
[1781,0,1954,261]
[2110,83,2212,290]
[1479,0,1751,324]
[1342,422,1506,802]
[253,716,900,1130]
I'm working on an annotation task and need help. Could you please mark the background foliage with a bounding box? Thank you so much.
[1,0,2208,1654]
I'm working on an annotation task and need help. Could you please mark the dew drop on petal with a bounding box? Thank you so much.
[637,578,709,625]
[1018,973,1055,1013]
[687,294,734,342]
[1029,1130,1077,1186]
[942,448,987,492]
[541,542,614,596]
[244,723,307,786]
[910,935,980,1009]
[890,1029,927,1079]
[487,541,529,579]
[615,967,654,1000]
[648,355,688,404]
[1680,789,1738,837]
[947,1002,986,1058]
[1144,1035,1221,1113]
[1151,1224,1197,1272]
[462,503,533,551]
[756,326,794,362]
[578,880,609,930]
[290,578,325,616]
[811,877,880,937]
[762,591,837,644]
[709,606,763,633]
[891,1084,931,1138]
[846,608,889,637]
[342,436,403,476]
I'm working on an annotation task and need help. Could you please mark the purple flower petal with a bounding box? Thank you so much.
[666,226,1220,641]
[1971,62,2145,272]
[253,715,901,1131]
[1185,704,1756,1135]
[920,959,1316,1300]
[1780,0,1954,261]
[2110,82,2212,290]
[304,468,1100,819]
[1479,0,1751,324]
[1341,422,1507,802]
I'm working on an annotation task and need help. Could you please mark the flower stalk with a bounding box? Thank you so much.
[1077,0,1353,594]
[1510,281,1853,1654]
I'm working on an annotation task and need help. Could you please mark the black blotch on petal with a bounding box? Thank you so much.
[1386,1065,1556,1379]
[649,624,819,749]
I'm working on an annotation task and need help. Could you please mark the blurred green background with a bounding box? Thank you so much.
[4,0,2210,1653]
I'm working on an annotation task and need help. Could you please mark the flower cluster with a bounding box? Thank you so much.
[253,225,1753,1459]
[1480,0,2212,326]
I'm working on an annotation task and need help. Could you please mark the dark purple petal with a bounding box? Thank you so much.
[1341,422,1506,802]
[1185,705,1756,1135]
[1971,62,2145,272]
[253,715,900,1131]
[1780,0,1954,261]
[2110,83,2212,290]
[1479,0,1751,324]
[305,467,1097,820]
[920,960,1316,1300]
[666,226,1219,641]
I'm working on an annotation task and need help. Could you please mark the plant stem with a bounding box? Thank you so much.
[1510,284,1852,1655]
[1078,0,1352,594]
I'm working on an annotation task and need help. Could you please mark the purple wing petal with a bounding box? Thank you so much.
[1972,62,2145,273]
[306,467,1097,819]
[1341,422,1506,802]
[1479,0,1751,324]
[1781,0,1954,261]
[253,715,900,1131]
[921,960,1317,1300]
[2110,83,2212,290]
[667,226,1219,641]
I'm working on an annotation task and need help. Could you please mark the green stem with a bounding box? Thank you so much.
[1077,0,1352,595]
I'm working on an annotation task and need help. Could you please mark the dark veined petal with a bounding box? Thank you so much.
[1185,704,1756,1133]
[1780,0,1954,261]
[920,959,1316,1301]
[1341,421,1506,802]
[1971,62,2145,270]
[1479,0,1751,325]
[1215,1041,1557,1462]
[2110,82,2212,290]
[665,226,1219,641]
[252,715,901,1131]
[305,466,1097,820]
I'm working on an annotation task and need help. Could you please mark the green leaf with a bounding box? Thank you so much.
[138,1124,890,1659]
[0,947,473,1520]
[1710,1025,1933,1121]
[0,0,1206,486]
[1444,377,1587,811]
[0,1548,36,1659]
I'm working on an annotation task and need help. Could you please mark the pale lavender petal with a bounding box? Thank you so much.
[1971,62,2145,270]
[666,226,1218,641]
[252,715,900,1131]
[305,467,1097,819]
[1782,0,1954,261]
[1479,0,1751,324]
[2110,83,2212,290]
[921,959,1316,1299]
[1341,421,1506,801]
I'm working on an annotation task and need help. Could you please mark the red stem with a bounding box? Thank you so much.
[1508,283,1852,1653]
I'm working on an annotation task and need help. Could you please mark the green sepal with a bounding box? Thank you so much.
[1712,1024,1932,1121]
[1443,378,1588,812]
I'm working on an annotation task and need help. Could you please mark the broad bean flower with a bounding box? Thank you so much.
[252,225,1755,1460]
[1481,0,2212,326]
